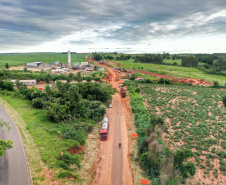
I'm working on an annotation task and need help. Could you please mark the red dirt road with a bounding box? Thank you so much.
[92,68,133,185]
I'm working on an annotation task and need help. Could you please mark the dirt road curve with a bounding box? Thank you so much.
[92,68,133,185]
[0,105,31,185]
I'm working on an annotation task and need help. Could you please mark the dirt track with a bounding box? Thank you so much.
[92,68,133,185]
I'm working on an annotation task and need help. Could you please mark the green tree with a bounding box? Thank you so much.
[67,73,74,83]
[5,63,9,69]
[0,119,13,157]
[0,139,13,157]
[181,56,199,67]
[213,81,219,87]
[45,85,52,101]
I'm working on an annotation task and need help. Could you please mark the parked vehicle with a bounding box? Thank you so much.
[120,87,126,98]
[99,117,109,140]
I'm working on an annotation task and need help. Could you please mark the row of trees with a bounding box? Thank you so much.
[17,81,114,122]
[0,70,104,83]
[134,54,163,64]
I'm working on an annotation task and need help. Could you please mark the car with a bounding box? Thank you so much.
[109,104,113,108]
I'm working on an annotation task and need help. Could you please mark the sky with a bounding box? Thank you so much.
[1,0,226,54]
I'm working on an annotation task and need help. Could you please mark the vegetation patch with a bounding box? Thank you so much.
[135,82,226,184]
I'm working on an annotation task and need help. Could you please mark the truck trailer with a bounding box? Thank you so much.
[99,117,109,140]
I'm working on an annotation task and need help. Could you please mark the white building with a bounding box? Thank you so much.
[27,62,42,68]
[81,62,88,66]
[10,79,37,85]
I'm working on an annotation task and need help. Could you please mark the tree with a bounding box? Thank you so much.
[5,63,9,69]
[67,73,74,83]
[181,56,199,67]
[23,67,27,72]
[213,81,219,87]
[0,119,13,157]
[93,54,102,61]
[45,85,52,101]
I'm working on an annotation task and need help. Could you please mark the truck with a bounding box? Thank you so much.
[99,117,109,140]
[119,83,124,88]
[120,87,126,98]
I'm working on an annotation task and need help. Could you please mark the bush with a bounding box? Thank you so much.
[75,127,86,145]
[223,94,226,107]
[61,152,81,168]
[57,171,79,179]
[213,81,219,87]
[32,98,44,109]
[221,141,226,149]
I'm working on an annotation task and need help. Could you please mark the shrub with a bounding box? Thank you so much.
[213,81,219,87]
[57,171,79,179]
[223,94,226,107]
[221,141,226,149]
[32,98,44,109]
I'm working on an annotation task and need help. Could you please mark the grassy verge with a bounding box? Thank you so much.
[0,93,96,184]
[0,95,46,185]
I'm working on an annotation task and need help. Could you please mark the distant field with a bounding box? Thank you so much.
[118,61,226,86]
[0,53,87,68]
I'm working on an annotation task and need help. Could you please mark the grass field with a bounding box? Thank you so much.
[0,53,87,68]
[118,61,226,86]
[140,84,226,184]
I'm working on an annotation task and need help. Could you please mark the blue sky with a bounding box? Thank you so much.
[1,0,226,53]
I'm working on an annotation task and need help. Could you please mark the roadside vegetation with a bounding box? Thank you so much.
[124,79,226,184]
[0,70,114,183]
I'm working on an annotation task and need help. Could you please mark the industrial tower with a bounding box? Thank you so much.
[68,50,71,68]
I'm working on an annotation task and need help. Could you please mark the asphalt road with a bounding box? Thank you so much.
[0,105,31,185]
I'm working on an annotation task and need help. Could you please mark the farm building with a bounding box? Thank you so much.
[10,79,37,85]
[27,62,42,68]
[51,69,65,74]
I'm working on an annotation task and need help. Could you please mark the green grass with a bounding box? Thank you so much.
[119,61,226,86]
[0,53,87,68]
[0,94,79,168]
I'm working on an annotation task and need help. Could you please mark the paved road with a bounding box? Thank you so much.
[0,105,31,185]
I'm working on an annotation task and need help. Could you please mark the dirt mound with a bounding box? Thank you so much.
[68,146,84,154]
[132,70,212,86]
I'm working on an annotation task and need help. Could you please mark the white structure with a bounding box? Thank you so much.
[62,68,69,71]
[68,51,71,68]
[51,69,65,74]
[81,62,88,66]
[99,67,105,71]
[27,62,42,68]
[10,79,36,85]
